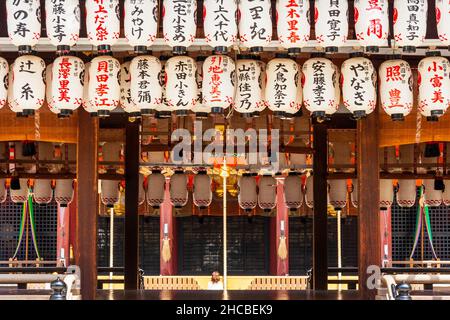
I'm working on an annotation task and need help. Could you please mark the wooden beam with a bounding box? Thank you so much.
[75,110,98,300]
[312,123,328,290]
[357,111,381,299]
[124,119,140,290]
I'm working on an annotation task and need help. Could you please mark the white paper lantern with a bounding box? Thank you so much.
[130,55,162,115]
[33,179,53,204]
[328,179,347,210]
[396,179,416,207]
[379,58,414,121]
[86,0,120,50]
[351,179,358,207]
[138,173,145,206]
[443,179,450,206]
[163,0,197,54]
[51,55,84,116]
[255,59,267,116]
[202,54,236,115]
[0,179,6,203]
[239,0,272,52]
[154,56,172,118]
[284,173,303,210]
[325,63,340,118]
[0,58,9,110]
[82,62,97,116]
[7,63,21,115]
[315,0,348,52]
[380,179,394,209]
[6,0,41,52]
[423,179,442,207]
[354,0,389,52]
[147,171,165,208]
[119,61,140,116]
[302,57,337,119]
[193,171,212,209]
[238,174,257,212]
[292,65,303,118]
[12,55,46,116]
[305,174,314,208]
[88,55,121,117]
[170,171,188,208]
[393,0,427,52]
[45,0,80,51]
[10,179,29,203]
[276,0,309,53]
[101,180,119,208]
[192,57,210,118]
[165,55,197,116]
[418,53,450,120]
[54,179,73,207]
[436,0,450,48]
[234,56,262,117]
[124,0,158,52]
[203,0,238,53]
[258,175,276,212]
[341,53,377,119]
[46,63,59,116]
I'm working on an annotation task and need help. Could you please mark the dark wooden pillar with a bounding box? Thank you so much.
[76,111,99,300]
[124,119,140,290]
[357,111,381,299]
[312,123,328,290]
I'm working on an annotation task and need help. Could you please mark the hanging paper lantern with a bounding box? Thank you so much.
[238,174,257,212]
[12,55,46,116]
[51,55,84,116]
[6,0,41,53]
[82,62,97,116]
[202,54,236,115]
[396,179,416,207]
[436,0,450,49]
[305,174,314,208]
[423,179,442,207]
[443,179,450,206]
[165,56,197,116]
[88,56,120,117]
[0,179,6,204]
[276,0,310,54]
[46,63,60,116]
[85,0,120,51]
[379,179,394,209]
[54,179,74,207]
[192,56,210,119]
[315,0,349,52]
[170,171,188,208]
[354,0,389,52]
[379,58,414,121]
[325,63,341,119]
[154,56,172,118]
[238,0,272,52]
[302,57,337,120]
[234,55,262,117]
[193,171,212,209]
[162,0,197,54]
[203,0,238,53]
[45,0,80,53]
[418,52,450,121]
[328,179,347,210]
[393,0,427,53]
[292,65,304,118]
[255,59,267,117]
[147,171,166,208]
[0,58,9,110]
[258,175,276,212]
[33,179,53,204]
[101,180,119,208]
[124,0,158,53]
[10,178,29,203]
[284,173,303,210]
[138,173,145,206]
[7,63,21,115]
[341,53,377,119]
[119,61,140,117]
[351,179,358,207]
[130,55,162,115]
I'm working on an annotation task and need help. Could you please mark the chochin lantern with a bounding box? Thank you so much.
[154,56,172,118]
[0,179,6,203]
[88,56,121,117]
[284,173,303,210]
[396,179,417,207]
[101,180,119,208]
[266,54,300,118]
[351,179,358,207]
[163,0,197,54]
[192,56,210,119]
[325,63,341,119]
[165,56,197,116]
[193,171,212,209]
[238,0,272,53]
[341,52,377,119]
[354,0,389,52]
[7,64,20,115]
[10,179,29,203]
[138,174,145,206]
[202,55,236,115]
[276,0,310,54]
[423,179,443,207]
[255,59,267,117]
[130,55,162,115]
[379,179,394,209]
[33,179,53,204]
[51,55,84,116]
[0,58,9,110]
[302,56,337,120]
[46,63,59,116]
[436,0,450,50]
[45,0,80,53]
[54,179,74,207]
[234,55,262,117]
[170,171,188,208]
[6,0,41,54]
[82,62,97,116]
[393,0,427,53]
[379,58,414,121]
[204,0,238,53]
[305,174,314,208]
[86,0,120,52]
[124,0,158,53]
[258,175,277,212]
[315,0,349,53]
[119,61,140,117]
[443,179,450,206]
[328,179,347,210]
[418,52,450,121]
[12,55,46,116]
[238,174,257,212]
[147,171,165,208]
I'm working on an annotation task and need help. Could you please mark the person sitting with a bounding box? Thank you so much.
[207,271,224,290]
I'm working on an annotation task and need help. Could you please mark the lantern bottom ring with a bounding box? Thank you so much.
[214,46,228,54]
[155,111,171,119]
[22,109,35,117]
[288,48,301,55]
[140,109,155,116]
[326,46,339,53]
[211,107,224,115]
[402,46,416,53]
[97,110,110,118]
[365,46,379,53]
[175,110,189,117]
[195,112,209,119]
[391,113,405,121]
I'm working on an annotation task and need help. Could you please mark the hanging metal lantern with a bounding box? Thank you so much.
[393,0,427,53]
[437,0,450,49]
[170,171,188,208]
[119,61,140,117]
[6,0,41,54]
[238,0,272,52]
[341,53,377,119]
[0,179,6,204]
[258,175,276,212]
[163,0,197,54]
[88,56,120,117]
[130,55,162,115]
[33,179,53,204]
[418,52,450,121]
[10,178,29,203]
[82,62,97,116]
[351,179,358,207]
[138,173,145,206]
[423,179,442,207]
[0,58,9,110]
[379,58,414,121]
[54,179,73,207]
[45,0,80,53]
[124,0,158,53]
[328,179,347,210]
[202,54,236,115]
[305,174,314,208]
[238,174,257,212]
[154,56,172,118]
[302,56,337,120]
[284,173,303,210]
[192,56,210,119]
[85,0,120,52]
[234,55,262,117]
[396,179,416,208]
[101,180,119,208]
[165,55,197,116]
[147,171,165,208]
[51,55,84,116]
[276,0,310,54]
[380,179,394,209]
[443,179,450,206]
[315,0,349,53]
[204,0,238,53]
[354,0,389,52]
[193,171,212,209]
[12,55,46,116]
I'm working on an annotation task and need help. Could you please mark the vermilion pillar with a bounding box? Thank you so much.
[160,178,177,275]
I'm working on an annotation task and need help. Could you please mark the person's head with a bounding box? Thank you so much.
[211,271,220,283]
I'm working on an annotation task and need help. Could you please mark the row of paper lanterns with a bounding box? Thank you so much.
[2,52,450,121]
[6,0,450,54]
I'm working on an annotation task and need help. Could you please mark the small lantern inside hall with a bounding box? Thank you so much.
[354,0,389,52]
[203,0,238,53]
[315,0,349,53]
[396,179,416,208]
[124,0,158,53]
[193,171,212,209]
[258,175,277,213]
[33,179,53,204]
[238,173,257,212]
[393,0,427,53]
[85,0,120,52]
[163,0,197,54]
[379,179,394,209]
[147,171,165,209]
[170,171,189,209]
[284,172,303,211]
[238,0,272,53]
[276,0,310,54]
[328,179,347,210]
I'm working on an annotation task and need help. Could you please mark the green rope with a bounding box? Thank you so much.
[12,201,27,259]
[28,194,41,260]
